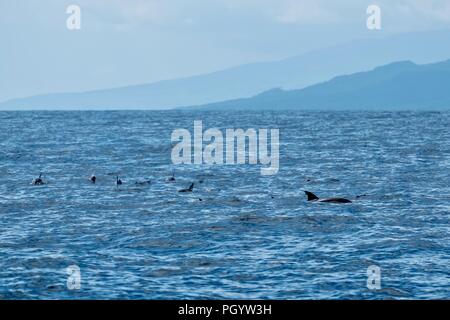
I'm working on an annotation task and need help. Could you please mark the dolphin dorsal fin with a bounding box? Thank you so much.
[304,191,319,201]
[189,183,194,191]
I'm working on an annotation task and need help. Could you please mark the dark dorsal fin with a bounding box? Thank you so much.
[304,191,319,201]
[189,183,194,191]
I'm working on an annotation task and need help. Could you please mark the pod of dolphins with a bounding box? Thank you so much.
[31,172,359,204]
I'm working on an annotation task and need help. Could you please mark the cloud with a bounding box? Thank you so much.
[397,0,450,22]
[275,0,342,25]
[74,0,349,28]
[78,0,175,26]
[63,0,450,30]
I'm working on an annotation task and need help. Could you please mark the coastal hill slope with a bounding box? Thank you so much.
[186,59,450,110]
[2,30,450,110]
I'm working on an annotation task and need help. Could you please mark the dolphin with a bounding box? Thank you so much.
[179,183,194,193]
[116,176,123,189]
[166,171,176,182]
[304,191,352,204]
[32,173,45,186]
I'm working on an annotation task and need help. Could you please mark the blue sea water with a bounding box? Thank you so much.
[0,110,449,300]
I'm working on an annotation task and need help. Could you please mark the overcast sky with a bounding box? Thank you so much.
[2,0,450,102]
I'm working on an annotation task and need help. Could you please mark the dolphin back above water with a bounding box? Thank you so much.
[304,191,352,204]
[179,183,194,193]
[32,173,45,186]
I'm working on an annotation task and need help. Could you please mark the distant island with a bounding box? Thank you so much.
[184,59,450,111]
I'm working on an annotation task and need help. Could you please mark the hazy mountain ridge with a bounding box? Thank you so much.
[186,59,450,110]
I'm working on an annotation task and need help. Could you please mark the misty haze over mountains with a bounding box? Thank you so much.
[2,30,450,111]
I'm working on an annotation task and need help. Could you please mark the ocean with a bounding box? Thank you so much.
[0,110,449,299]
